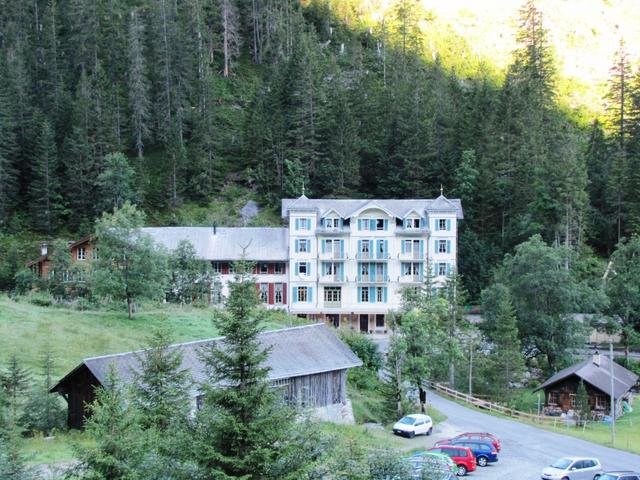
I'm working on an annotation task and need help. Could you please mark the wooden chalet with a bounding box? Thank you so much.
[534,353,638,418]
[50,323,362,429]
[26,237,95,278]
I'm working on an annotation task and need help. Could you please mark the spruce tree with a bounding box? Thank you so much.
[96,152,137,213]
[193,259,321,479]
[127,9,151,158]
[131,328,192,430]
[0,355,31,430]
[0,55,19,229]
[29,113,62,234]
[20,344,66,435]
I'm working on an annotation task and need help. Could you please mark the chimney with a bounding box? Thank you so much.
[212,222,217,235]
[593,350,601,367]
[40,242,48,256]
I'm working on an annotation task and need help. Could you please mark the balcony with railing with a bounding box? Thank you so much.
[319,274,346,283]
[399,251,424,261]
[356,251,390,261]
[323,300,342,309]
[396,226,429,236]
[357,275,390,284]
[316,225,350,235]
[319,250,347,260]
[398,274,423,284]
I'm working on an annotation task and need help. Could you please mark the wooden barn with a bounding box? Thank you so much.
[534,353,638,418]
[51,323,362,429]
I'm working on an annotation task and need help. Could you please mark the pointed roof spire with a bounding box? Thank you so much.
[440,184,444,196]
[302,181,305,197]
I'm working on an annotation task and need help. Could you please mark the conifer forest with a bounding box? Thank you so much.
[0,0,639,300]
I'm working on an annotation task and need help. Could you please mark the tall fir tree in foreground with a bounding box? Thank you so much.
[193,259,322,479]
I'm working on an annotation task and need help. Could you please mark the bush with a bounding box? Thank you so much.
[338,331,383,371]
[28,291,54,307]
[13,268,36,295]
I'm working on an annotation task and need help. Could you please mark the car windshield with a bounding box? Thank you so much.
[398,416,416,425]
[551,458,573,469]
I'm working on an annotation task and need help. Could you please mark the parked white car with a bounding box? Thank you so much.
[392,414,433,438]
[541,457,603,480]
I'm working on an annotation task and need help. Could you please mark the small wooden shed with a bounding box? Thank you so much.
[51,323,362,429]
[534,353,638,418]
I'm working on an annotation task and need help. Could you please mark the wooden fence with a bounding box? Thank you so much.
[426,382,561,426]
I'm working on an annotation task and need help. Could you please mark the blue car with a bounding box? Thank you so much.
[447,439,498,467]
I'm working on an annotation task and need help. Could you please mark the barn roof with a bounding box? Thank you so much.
[281,196,463,220]
[140,226,288,261]
[51,324,362,395]
[534,354,638,400]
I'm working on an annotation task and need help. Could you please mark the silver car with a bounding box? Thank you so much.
[541,457,603,480]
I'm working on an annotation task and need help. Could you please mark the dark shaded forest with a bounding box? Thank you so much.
[1,0,639,298]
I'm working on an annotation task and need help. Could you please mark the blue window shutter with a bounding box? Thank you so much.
[446,219,451,231]
[370,287,375,303]
[293,287,298,302]
[322,239,326,253]
[357,219,362,230]
[309,287,313,302]
[401,240,405,254]
[435,219,439,231]
[306,262,310,275]
[420,218,425,228]
[339,218,343,228]
[295,239,299,252]
[371,263,376,281]
[384,287,388,303]
[357,264,361,282]
[307,218,311,229]
[446,264,451,275]
[357,240,362,255]
[420,240,424,257]
[370,219,375,231]
[434,240,438,253]
[383,219,388,230]
[357,287,361,303]
[419,264,424,281]
[340,240,344,257]
[384,240,388,257]
[383,263,387,280]
[447,240,451,253]
[295,218,300,230]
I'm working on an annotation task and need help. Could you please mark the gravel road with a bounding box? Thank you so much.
[417,392,640,480]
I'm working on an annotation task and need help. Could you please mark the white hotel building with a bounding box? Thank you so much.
[141,195,462,333]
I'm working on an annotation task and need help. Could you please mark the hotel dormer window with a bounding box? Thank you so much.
[259,263,269,274]
[324,218,340,228]
[405,218,420,229]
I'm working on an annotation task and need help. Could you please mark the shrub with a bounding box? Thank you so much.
[28,291,54,307]
[13,268,36,295]
[338,330,383,371]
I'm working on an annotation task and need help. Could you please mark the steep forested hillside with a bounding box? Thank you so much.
[1,0,640,298]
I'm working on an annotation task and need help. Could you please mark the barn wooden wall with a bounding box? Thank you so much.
[277,369,347,407]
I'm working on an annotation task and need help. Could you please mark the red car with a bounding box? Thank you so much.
[428,445,476,476]
[435,432,501,452]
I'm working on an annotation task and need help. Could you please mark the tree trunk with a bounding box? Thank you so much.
[127,296,133,319]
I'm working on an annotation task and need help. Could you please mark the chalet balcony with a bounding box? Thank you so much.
[323,301,342,309]
[396,227,429,236]
[356,252,390,261]
[316,225,350,235]
[319,275,346,284]
[319,251,346,260]
[399,251,424,261]
[357,275,389,284]
[398,274,422,284]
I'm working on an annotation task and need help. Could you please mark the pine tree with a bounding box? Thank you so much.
[28,113,62,234]
[481,283,525,398]
[0,356,31,429]
[218,0,241,77]
[0,55,19,229]
[193,259,320,479]
[604,38,633,243]
[128,9,151,158]
[20,344,66,435]
[131,328,192,430]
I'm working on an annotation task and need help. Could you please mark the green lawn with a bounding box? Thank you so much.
[0,295,297,377]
